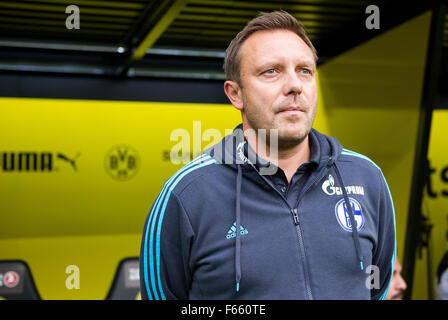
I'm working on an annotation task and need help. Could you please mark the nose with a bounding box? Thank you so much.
[397,274,407,290]
[283,68,303,97]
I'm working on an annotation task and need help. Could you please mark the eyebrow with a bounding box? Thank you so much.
[255,59,315,73]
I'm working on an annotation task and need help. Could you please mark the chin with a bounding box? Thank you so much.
[277,130,308,147]
[282,126,309,139]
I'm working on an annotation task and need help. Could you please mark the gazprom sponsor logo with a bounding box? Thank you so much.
[322,174,365,196]
[236,141,248,164]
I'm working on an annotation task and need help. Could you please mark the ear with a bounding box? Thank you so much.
[224,80,244,111]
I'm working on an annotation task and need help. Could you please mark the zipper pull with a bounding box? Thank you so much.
[291,208,300,225]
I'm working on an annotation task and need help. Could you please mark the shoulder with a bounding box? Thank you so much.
[338,148,383,174]
[162,153,224,197]
[337,148,392,195]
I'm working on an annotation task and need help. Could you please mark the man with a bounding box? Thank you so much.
[386,260,407,300]
[140,10,396,300]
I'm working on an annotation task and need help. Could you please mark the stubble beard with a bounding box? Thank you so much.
[243,104,315,152]
[276,127,310,149]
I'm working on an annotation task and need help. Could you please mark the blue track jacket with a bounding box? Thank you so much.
[140,124,396,300]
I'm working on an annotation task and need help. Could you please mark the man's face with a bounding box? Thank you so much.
[237,29,317,147]
[386,261,407,300]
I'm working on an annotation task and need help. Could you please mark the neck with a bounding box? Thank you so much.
[243,127,311,183]
[277,136,310,183]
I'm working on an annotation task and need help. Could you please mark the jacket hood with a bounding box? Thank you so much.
[203,123,343,172]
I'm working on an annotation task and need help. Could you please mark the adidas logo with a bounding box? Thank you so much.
[226,221,248,239]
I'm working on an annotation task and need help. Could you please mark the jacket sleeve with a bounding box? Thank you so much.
[139,186,195,300]
[371,169,396,300]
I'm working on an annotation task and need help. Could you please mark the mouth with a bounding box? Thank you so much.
[278,106,304,114]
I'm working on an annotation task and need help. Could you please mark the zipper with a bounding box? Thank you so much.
[291,208,313,300]
[248,162,325,300]
[291,165,332,299]
[292,208,300,225]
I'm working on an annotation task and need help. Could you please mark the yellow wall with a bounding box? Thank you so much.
[417,109,448,300]
[0,99,241,299]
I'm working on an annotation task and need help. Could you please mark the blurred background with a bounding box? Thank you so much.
[0,0,447,300]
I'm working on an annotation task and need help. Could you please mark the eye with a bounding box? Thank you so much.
[300,69,311,75]
[264,69,276,75]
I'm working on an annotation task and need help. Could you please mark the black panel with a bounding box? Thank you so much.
[0,72,229,104]
[0,261,41,300]
[106,258,140,300]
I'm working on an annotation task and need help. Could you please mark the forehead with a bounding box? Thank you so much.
[239,29,315,68]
